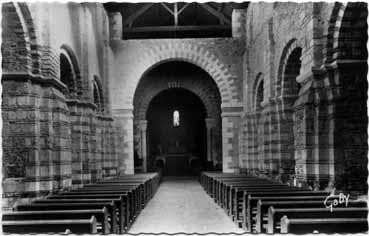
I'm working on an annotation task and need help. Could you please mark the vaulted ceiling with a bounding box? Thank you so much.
[104,2,248,39]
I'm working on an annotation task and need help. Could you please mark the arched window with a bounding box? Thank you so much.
[283,47,302,98]
[173,110,180,127]
[255,79,264,111]
[59,45,82,99]
[93,76,104,113]
[60,53,77,98]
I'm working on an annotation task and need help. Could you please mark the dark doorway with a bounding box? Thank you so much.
[147,88,206,176]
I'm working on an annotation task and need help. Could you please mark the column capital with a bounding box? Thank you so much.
[112,108,133,119]
[205,118,216,129]
[138,119,148,130]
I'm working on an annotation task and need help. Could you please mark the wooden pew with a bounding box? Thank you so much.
[232,187,311,226]
[15,202,118,233]
[6,173,160,234]
[210,177,268,210]
[202,173,249,197]
[229,184,306,217]
[2,209,110,234]
[48,193,131,232]
[72,189,141,221]
[242,190,329,230]
[212,176,256,202]
[280,216,368,234]
[218,180,278,208]
[82,183,144,208]
[33,198,124,233]
[98,179,151,201]
[2,216,97,234]
[244,194,329,231]
[256,200,368,233]
[267,207,368,234]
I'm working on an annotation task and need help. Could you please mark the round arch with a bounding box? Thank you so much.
[59,44,83,98]
[325,2,367,63]
[324,2,368,193]
[325,2,346,64]
[252,73,264,112]
[133,60,222,121]
[276,39,303,102]
[93,75,105,113]
[135,81,221,122]
[132,61,223,174]
[125,42,239,108]
[2,2,34,74]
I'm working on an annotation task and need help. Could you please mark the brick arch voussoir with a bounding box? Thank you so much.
[136,83,219,121]
[129,46,236,107]
[17,2,42,75]
[276,38,303,98]
[2,2,33,73]
[324,2,346,64]
[59,44,83,99]
[252,73,263,111]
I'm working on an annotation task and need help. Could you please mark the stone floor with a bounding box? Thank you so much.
[128,176,245,234]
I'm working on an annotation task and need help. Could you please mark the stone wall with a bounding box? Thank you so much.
[109,33,245,173]
[1,2,125,209]
[240,2,367,194]
[2,2,367,208]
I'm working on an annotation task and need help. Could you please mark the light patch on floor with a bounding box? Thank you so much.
[128,176,245,234]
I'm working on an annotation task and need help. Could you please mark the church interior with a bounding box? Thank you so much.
[1,1,368,234]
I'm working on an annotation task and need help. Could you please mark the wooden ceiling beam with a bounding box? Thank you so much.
[199,3,231,25]
[174,3,178,26]
[125,3,154,27]
[178,3,190,15]
[160,3,174,15]
[124,25,229,33]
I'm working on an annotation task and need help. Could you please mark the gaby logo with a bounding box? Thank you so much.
[324,193,350,212]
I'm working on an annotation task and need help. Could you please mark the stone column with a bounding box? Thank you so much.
[232,9,246,38]
[205,118,216,167]
[221,106,243,173]
[293,71,316,188]
[113,109,134,175]
[108,12,122,40]
[138,120,148,172]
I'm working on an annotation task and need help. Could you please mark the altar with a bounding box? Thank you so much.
[155,153,199,176]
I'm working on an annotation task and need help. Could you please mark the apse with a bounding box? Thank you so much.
[147,88,206,176]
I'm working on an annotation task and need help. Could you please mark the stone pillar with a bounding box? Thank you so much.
[293,71,316,188]
[232,9,246,38]
[205,118,216,168]
[221,106,243,173]
[108,12,122,40]
[138,120,148,172]
[113,109,134,175]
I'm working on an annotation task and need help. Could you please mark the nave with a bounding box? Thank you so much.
[129,177,244,234]
[3,172,367,234]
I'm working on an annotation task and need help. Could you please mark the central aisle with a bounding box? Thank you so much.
[129,177,245,234]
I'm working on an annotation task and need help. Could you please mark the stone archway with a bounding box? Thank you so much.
[112,40,243,174]
[113,41,240,108]
[133,61,222,174]
[324,2,368,193]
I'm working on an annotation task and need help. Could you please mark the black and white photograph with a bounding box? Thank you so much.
[1,1,368,234]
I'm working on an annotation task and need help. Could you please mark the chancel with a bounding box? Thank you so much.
[1,1,368,234]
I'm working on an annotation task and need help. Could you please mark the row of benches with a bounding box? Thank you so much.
[200,172,368,234]
[2,172,161,234]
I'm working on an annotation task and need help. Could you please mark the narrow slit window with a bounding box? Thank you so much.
[173,110,180,127]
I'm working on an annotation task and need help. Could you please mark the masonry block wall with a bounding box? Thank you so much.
[240,2,368,194]
[1,2,125,208]
[2,2,367,208]
[110,38,245,173]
